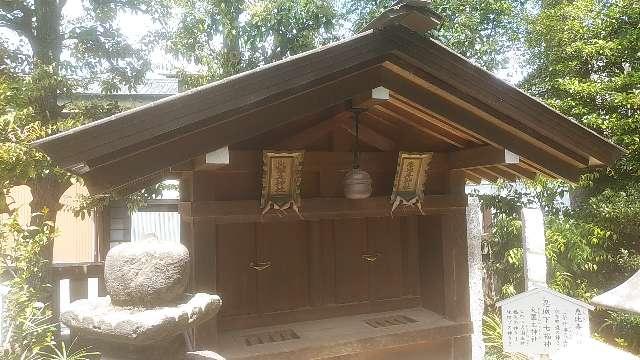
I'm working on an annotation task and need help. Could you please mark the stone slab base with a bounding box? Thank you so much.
[78,333,185,360]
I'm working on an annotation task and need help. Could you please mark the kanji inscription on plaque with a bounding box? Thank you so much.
[496,287,593,355]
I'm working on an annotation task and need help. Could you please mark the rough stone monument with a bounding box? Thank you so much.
[60,240,222,360]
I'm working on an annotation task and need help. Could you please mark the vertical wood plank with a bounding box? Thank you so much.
[405,216,420,296]
[333,219,369,304]
[257,221,309,313]
[191,218,218,348]
[309,221,324,307]
[94,207,109,262]
[368,217,404,300]
[217,223,257,317]
[442,170,470,322]
[97,275,107,297]
[419,215,445,314]
[453,335,472,360]
[50,278,61,335]
[323,220,336,305]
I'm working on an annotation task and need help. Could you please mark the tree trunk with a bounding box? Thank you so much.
[28,0,66,227]
[32,0,63,124]
[28,174,69,263]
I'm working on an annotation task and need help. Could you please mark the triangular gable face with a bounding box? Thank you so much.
[34,25,622,195]
[496,287,594,310]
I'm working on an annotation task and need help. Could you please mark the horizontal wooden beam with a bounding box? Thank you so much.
[448,146,519,170]
[179,195,467,223]
[192,148,525,174]
[193,151,402,172]
[48,262,104,280]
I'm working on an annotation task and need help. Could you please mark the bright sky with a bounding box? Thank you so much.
[1,0,524,83]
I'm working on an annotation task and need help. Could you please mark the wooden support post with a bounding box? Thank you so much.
[69,278,88,302]
[443,170,472,357]
[50,277,61,336]
[97,275,107,297]
[453,336,473,360]
[94,207,110,262]
[442,171,470,321]
[190,218,218,349]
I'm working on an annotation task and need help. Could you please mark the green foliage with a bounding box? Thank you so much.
[478,178,640,354]
[522,0,640,188]
[0,212,56,358]
[483,312,528,360]
[517,1,640,352]
[168,0,337,86]
[0,212,97,359]
[37,339,98,360]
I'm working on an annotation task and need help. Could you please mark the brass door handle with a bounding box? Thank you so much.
[249,261,272,271]
[362,253,380,262]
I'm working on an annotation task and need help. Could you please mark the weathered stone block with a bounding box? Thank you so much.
[104,240,190,307]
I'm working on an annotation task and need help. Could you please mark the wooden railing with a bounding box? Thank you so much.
[49,262,105,334]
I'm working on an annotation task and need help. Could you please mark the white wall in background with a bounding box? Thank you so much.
[131,211,180,243]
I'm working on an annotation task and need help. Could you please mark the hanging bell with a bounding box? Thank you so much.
[344,168,373,199]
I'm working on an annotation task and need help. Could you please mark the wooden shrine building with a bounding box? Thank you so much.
[34,2,622,359]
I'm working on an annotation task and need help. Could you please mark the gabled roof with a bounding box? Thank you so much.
[33,21,623,194]
[592,270,640,315]
[496,287,594,310]
[78,77,180,97]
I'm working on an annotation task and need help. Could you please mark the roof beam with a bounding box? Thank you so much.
[275,113,347,149]
[373,101,475,148]
[467,168,499,183]
[382,27,620,165]
[486,166,519,182]
[464,171,482,184]
[501,164,537,180]
[336,115,396,151]
[381,60,592,168]
[448,146,519,170]
[380,65,582,182]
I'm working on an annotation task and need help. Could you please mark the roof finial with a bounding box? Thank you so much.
[360,1,443,34]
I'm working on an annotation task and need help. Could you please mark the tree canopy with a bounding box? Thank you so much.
[1,0,639,356]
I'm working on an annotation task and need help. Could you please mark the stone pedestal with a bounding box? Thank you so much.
[81,333,186,360]
[60,241,223,360]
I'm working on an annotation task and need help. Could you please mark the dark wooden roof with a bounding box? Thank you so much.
[33,24,623,194]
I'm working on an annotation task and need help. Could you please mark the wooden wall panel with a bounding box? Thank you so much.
[405,216,420,296]
[257,222,310,313]
[419,215,445,314]
[333,219,369,304]
[216,223,258,317]
[368,217,405,301]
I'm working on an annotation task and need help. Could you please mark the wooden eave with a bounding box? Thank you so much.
[33,25,623,194]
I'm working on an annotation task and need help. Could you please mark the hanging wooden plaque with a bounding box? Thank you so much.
[260,150,304,217]
[390,152,433,215]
